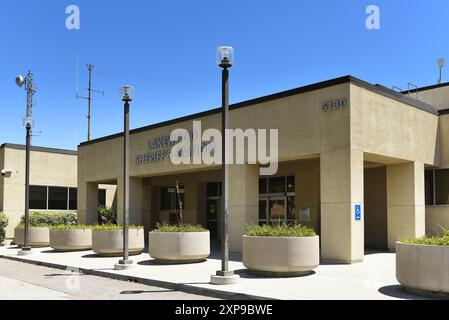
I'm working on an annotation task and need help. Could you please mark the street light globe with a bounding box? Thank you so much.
[15,75,25,88]
[217,46,234,68]
[23,116,34,128]
[438,58,445,69]
[120,85,134,101]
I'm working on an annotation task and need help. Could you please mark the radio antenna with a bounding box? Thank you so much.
[76,62,104,142]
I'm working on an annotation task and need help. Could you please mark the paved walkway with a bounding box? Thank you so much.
[0,245,430,300]
[0,258,215,300]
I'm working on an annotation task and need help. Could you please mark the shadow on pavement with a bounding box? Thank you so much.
[378,285,430,300]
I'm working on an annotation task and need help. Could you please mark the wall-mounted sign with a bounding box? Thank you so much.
[299,208,311,222]
[355,204,362,221]
[321,98,347,112]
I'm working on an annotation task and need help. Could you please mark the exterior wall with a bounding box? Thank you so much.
[426,206,449,236]
[412,85,449,110]
[438,114,449,166]
[1,147,77,238]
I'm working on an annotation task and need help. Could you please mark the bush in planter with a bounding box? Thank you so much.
[20,211,77,227]
[149,223,210,263]
[397,230,449,295]
[152,223,207,233]
[97,206,117,225]
[245,223,316,237]
[400,229,449,246]
[0,212,8,245]
[49,224,93,251]
[91,224,143,231]
[91,224,144,256]
[243,223,319,276]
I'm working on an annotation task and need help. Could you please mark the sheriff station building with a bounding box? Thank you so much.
[73,75,448,263]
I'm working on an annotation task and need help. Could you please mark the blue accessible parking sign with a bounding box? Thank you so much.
[355,204,361,221]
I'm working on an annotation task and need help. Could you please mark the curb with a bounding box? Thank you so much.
[0,254,275,300]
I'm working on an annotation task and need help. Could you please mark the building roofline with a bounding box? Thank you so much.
[79,75,438,147]
[0,143,77,156]
[401,82,449,94]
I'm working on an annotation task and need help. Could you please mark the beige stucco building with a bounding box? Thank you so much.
[0,144,77,238]
[76,75,449,263]
[0,144,115,239]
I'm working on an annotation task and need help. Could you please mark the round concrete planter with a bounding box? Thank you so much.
[242,235,320,276]
[148,231,210,263]
[14,227,50,247]
[49,229,92,252]
[92,228,144,256]
[396,241,449,296]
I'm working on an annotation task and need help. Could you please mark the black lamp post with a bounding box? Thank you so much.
[211,46,239,285]
[15,71,35,256]
[115,85,134,270]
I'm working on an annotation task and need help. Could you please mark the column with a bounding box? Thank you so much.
[77,182,98,225]
[320,148,364,263]
[386,162,425,251]
[117,176,143,226]
[228,164,259,253]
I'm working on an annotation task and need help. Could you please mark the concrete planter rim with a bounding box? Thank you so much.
[149,231,209,234]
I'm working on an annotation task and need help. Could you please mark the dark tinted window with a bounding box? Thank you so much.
[436,169,449,205]
[69,188,77,210]
[48,187,68,210]
[425,170,434,205]
[29,186,47,210]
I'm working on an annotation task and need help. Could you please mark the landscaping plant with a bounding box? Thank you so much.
[18,211,77,227]
[0,212,8,245]
[245,223,316,237]
[401,229,449,246]
[97,205,117,225]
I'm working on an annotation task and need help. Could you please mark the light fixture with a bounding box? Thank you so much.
[438,58,445,69]
[15,75,25,88]
[217,46,234,68]
[120,85,134,101]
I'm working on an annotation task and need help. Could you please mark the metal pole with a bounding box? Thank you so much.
[23,124,31,252]
[219,67,232,276]
[87,65,93,142]
[123,99,130,262]
[439,67,443,84]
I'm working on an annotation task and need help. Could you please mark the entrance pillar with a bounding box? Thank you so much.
[77,182,98,225]
[228,164,259,253]
[320,148,364,263]
[117,176,143,226]
[386,162,425,251]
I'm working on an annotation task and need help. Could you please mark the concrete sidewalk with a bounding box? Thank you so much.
[0,245,428,300]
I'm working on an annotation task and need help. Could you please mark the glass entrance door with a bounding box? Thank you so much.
[206,199,219,240]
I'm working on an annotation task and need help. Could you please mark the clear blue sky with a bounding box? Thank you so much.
[1,0,448,150]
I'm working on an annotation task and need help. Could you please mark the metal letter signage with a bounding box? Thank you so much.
[321,98,347,112]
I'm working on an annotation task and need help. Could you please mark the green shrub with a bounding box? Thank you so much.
[97,206,117,225]
[152,223,207,233]
[245,223,316,237]
[19,211,77,227]
[0,212,8,245]
[49,224,92,230]
[91,224,143,231]
[401,232,449,246]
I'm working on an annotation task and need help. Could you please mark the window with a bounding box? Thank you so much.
[29,185,77,210]
[206,182,221,197]
[259,175,296,225]
[29,186,47,210]
[98,189,106,207]
[160,185,185,211]
[425,168,449,205]
[48,187,68,210]
[69,188,77,210]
